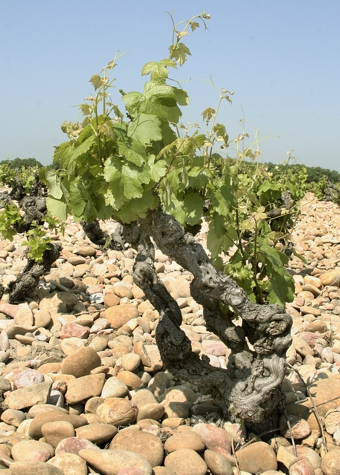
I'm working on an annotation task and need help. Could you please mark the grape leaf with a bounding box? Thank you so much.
[169,43,191,66]
[128,113,162,144]
[183,192,204,225]
[46,196,67,221]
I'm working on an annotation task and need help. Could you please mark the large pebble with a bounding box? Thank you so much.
[60,346,101,377]
[29,411,87,439]
[164,448,207,475]
[75,423,118,445]
[11,440,55,462]
[289,456,315,475]
[164,431,205,453]
[279,414,311,439]
[5,381,52,410]
[162,384,196,418]
[137,403,165,422]
[117,371,143,390]
[105,304,139,328]
[55,437,97,455]
[192,423,233,462]
[101,376,129,398]
[65,373,105,404]
[235,441,277,473]
[204,449,233,475]
[79,448,153,475]
[110,428,164,467]
[10,461,64,474]
[48,453,88,475]
[321,447,340,475]
[41,421,75,448]
[320,271,340,286]
[98,397,138,426]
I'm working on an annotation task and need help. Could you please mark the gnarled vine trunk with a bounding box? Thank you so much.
[117,206,292,433]
[2,243,62,303]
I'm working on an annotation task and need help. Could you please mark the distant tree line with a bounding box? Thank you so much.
[265,162,340,184]
[0,158,43,169]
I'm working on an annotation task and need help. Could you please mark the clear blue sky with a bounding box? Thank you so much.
[1,0,339,171]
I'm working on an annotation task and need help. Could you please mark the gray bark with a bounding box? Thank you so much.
[129,206,292,432]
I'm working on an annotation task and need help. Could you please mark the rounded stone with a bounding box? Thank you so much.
[101,376,129,398]
[164,448,207,475]
[104,292,121,308]
[10,461,64,475]
[79,448,153,475]
[131,389,158,408]
[41,421,76,448]
[192,423,232,462]
[321,448,340,475]
[121,353,141,372]
[29,411,87,440]
[48,453,88,475]
[164,432,205,453]
[110,428,164,467]
[55,437,97,456]
[75,246,96,257]
[279,414,311,439]
[98,397,138,426]
[105,304,139,329]
[137,403,165,422]
[289,456,315,475]
[60,346,101,377]
[65,373,106,404]
[60,337,86,356]
[75,423,118,445]
[11,440,55,462]
[204,449,233,475]
[34,310,53,328]
[117,371,143,390]
[236,441,277,473]
[89,335,108,352]
[162,384,196,418]
[1,408,26,427]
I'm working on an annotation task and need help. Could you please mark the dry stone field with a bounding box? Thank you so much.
[0,192,339,474]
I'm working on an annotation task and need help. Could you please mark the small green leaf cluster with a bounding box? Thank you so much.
[0,204,23,241]
[22,222,52,263]
[46,11,305,307]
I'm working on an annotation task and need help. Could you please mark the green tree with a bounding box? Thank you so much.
[2,157,43,169]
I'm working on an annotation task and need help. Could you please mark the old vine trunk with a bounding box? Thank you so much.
[116,206,292,433]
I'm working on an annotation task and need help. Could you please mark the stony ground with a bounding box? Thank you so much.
[0,192,339,474]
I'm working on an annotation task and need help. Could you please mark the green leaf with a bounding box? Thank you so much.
[128,113,162,144]
[144,83,177,105]
[145,156,167,183]
[122,91,143,116]
[104,156,144,205]
[142,62,169,81]
[189,21,200,31]
[46,197,67,221]
[201,107,215,123]
[69,180,87,218]
[45,168,63,199]
[117,140,145,167]
[71,135,96,162]
[173,87,189,106]
[117,190,158,223]
[89,74,104,90]
[169,42,191,66]
[183,193,204,225]
[207,217,234,260]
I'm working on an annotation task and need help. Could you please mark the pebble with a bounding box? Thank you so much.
[0,192,340,473]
